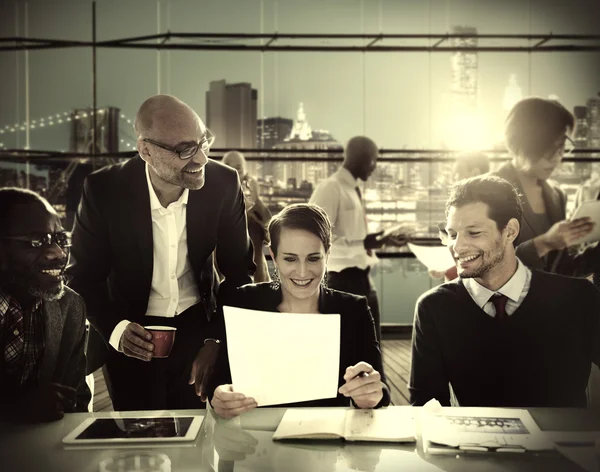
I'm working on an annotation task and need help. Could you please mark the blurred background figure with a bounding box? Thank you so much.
[310,136,410,344]
[452,151,489,181]
[223,151,272,283]
[495,97,600,276]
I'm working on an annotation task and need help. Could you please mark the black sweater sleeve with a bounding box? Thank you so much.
[409,295,451,406]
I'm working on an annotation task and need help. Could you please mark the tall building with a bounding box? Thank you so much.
[70,107,120,154]
[206,80,257,149]
[503,73,522,113]
[257,117,293,149]
[271,103,342,187]
[587,94,600,149]
[573,106,588,149]
[450,26,478,112]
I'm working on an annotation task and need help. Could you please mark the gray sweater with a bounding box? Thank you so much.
[0,287,90,413]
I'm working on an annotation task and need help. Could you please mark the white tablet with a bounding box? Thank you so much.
[62,415,204,445]
[570,200,600,244]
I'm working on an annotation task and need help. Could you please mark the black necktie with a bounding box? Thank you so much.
[490,293,508,319]
[356,187,372,256]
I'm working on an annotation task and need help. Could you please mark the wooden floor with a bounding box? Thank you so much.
[91,338,412,412]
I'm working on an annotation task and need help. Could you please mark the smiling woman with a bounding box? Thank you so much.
[208,203,391,419]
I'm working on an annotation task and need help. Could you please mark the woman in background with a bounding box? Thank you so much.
[494,97,599,276]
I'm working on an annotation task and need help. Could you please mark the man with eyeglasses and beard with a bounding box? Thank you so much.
[68,95,255,411]
[0,188,90,422]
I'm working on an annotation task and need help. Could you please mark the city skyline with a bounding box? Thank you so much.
[1,0,599,152]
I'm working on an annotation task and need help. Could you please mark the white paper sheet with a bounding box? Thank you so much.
[408,243,455,272]
[223,306,341,407]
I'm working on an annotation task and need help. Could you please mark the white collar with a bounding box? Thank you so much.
[463,258,529,308]
[337,167,360,188]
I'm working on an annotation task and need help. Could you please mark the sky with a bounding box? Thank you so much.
[0,0,599,151]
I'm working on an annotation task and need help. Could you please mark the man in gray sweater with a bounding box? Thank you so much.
[0,188,90,422]
[410,175,600,408]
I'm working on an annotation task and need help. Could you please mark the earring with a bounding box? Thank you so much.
[270,267,281,290]
[321,271,328,289]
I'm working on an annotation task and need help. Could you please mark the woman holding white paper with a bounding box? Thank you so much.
[209,203,390,419]
[494,97,600,276]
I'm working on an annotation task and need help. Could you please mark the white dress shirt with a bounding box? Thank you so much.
[462,258,532,317]
[108,164,201,350]
[309,167,378,273]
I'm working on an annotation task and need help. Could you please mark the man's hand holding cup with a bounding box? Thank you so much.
[119,323,177,362]
[119,323,154,361]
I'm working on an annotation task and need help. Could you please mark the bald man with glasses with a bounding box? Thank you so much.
[68,95,255,411]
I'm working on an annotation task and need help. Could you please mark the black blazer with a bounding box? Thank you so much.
[67,156,255,342]
[494,162,600,276]
[211,283,391,408]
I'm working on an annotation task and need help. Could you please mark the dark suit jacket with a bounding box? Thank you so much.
[494,162,600,276]
[0,287,91,414]
[67,156,255,343]
[211,283,391,408]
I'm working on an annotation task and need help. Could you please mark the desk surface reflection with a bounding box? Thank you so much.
[0,407,598,472]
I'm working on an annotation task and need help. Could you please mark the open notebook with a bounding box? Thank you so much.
[273,407,416,443]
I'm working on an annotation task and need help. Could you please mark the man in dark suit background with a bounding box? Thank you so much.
[68,95,255,410]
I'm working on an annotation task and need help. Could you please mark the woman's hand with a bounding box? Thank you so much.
[338,361,384,409]
[212,384,257,419]
[534,217,595,257]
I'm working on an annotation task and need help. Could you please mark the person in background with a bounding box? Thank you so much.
[309,136,411,344]
[429,151,490,281]
[494,97,600,276]
[210,203,390,419]
[0,188,90,422]
[222,150,272,283]
[452,151,490,182]
[410,175,600,408]
[68,95,255,411]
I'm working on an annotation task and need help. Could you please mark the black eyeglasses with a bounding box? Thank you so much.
[143,128,215,160]
[1,231,72,249]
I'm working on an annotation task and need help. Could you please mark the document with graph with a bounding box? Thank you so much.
[421,407,555,453]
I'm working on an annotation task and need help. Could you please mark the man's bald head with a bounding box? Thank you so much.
[222,150,247,178]
[343,136,378,181]
[134,94,202,139]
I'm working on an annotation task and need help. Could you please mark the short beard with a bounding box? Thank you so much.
[461,245,505,279]
[28,281,65,301]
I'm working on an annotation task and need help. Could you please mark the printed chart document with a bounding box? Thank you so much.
[224,306,340,407]
[273,407,416,442]
[421,407,555,453]
[408,243,455,273]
